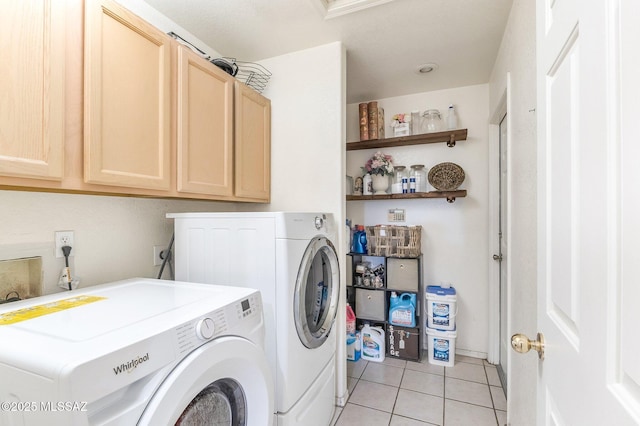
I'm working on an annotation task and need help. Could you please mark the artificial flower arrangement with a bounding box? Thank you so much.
[391,113,411,136]
[391,113,410,127]
[362,151,394,176]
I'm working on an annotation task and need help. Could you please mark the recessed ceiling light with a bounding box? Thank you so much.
[416,63,439,74]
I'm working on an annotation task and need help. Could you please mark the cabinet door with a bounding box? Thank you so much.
[0,1,65,180]
[84,0,171,190]
[176,46,233,196]
[234,82,270,201]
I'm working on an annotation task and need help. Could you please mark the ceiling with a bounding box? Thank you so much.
[143,0,513,104]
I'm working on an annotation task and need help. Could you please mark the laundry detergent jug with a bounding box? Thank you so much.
[351,225,368,254]
[389,292,417,328]
[360,324,385,363]
[346,332,361,361]
[346,303,356,335]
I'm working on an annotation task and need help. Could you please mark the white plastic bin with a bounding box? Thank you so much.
[426,327,457,367]
[426,285,457,331]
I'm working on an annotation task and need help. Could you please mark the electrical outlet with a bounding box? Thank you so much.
[153,245,165,266]
[55,231,75,258]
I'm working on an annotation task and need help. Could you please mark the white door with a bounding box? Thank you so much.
[535,0,640,423]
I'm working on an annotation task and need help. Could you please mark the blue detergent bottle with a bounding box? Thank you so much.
[389,292,417,328]
[352,225,368,254]
[389,291,399,309]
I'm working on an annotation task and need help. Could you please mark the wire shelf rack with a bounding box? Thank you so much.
[168,32,271,94]
[233,59,272,94]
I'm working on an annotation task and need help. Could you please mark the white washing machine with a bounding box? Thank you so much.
[168,212,340,426]
[0,278,274,426]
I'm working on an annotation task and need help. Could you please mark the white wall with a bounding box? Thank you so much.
[488,0,537,424]
[0,190,235,295]
[246,42,346,217]
[346,84,491,356]
[243,41,349,404]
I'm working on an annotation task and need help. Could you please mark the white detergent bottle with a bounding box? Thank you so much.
[360,324,385,363]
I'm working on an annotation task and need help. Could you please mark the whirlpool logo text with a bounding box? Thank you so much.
[113,353,149,375]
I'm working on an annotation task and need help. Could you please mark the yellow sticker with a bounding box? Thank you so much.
[0,295,107,325]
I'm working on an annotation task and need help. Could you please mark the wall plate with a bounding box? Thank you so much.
[387,209,405,222]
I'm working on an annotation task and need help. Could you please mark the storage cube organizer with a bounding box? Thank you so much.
[365,225,422,258]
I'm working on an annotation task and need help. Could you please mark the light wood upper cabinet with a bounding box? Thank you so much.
[0,0,65,180]
[234,82,271,202]
[176,46,234,197]
[84,0,171,190]
[0,0,271,203]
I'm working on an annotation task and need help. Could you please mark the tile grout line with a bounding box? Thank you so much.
[343,357,506,425]
[388,363,405,425]
[484,364,501,426]
[442,364,447,426]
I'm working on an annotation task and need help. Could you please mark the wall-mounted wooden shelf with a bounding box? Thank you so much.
[347,190,466,203]
[346,128,468,151]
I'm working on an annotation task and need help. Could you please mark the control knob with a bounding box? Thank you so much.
[195,317,215,340]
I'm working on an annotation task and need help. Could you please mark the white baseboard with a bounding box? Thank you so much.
[456,348,489,361]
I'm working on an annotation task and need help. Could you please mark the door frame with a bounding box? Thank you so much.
[488,75,511,390]
[487,72,514,416]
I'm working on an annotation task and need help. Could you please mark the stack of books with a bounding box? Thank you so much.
[359,101,385,141]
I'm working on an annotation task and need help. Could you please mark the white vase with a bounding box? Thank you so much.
[371,174,389,195]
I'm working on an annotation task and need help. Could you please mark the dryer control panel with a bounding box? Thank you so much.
[175,293,262,356]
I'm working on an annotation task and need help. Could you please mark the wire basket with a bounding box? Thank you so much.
[167,33,271,93]
[230,59,272,94]
[365,225,422,258]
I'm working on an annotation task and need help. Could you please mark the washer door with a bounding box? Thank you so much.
[139,336,273,426]
[294,236,340,349]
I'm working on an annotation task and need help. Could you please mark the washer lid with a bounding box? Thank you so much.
[0,279,255,341]
[0,278,261,380]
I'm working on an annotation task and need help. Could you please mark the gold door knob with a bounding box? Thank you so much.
[511,332,545,360]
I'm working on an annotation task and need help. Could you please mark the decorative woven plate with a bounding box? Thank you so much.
[428,162,465,191]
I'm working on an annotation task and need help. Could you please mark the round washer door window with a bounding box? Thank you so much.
[294,236,340,349]
[139,336,273,425]
[176,379,245,426]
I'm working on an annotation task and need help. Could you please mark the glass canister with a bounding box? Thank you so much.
[391,166,407,194]
[410,164,427,192]
[411,111,421,135]
[421,109,442,133]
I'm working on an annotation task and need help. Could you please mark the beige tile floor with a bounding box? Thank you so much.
[332,354,506,426]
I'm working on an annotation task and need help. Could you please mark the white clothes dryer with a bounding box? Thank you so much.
[169,212,340,426]
[0,278,274,426]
